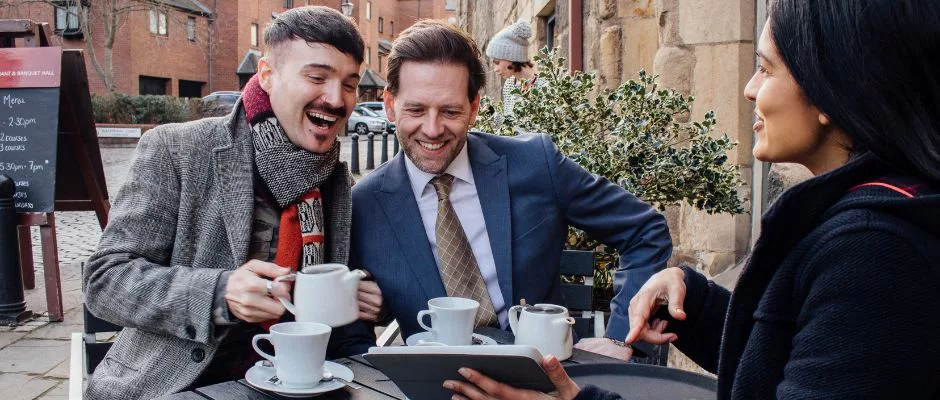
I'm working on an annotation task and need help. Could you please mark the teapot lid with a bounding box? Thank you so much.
[523,304,565,315]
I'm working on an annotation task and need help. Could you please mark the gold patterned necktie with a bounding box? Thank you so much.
[430,174,499,327]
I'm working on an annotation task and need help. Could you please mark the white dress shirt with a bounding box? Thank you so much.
[404,143,508,328]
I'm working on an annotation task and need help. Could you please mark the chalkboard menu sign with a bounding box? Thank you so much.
[0,47,62,213]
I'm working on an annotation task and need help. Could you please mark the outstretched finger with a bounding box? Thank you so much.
[625,294,655,344]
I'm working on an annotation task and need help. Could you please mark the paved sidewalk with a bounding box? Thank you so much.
[0,136,391,399]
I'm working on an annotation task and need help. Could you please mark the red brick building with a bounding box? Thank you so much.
[0,0,454,97]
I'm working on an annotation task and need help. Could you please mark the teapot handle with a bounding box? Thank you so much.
[273,274,297,315]
[344,269,368,285]
[508,305,524,335]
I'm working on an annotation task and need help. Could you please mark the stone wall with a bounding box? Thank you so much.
[458,0,760,372]
[460,0,757,277]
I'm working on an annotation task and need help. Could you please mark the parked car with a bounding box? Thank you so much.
[356,102,395,134]
[202,91,241,116]
[347,110,387,135]
[357,101,387,119]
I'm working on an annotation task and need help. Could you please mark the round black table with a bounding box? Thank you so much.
[566,363,717,399]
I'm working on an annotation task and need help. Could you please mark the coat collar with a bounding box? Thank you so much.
[212,102,256,264]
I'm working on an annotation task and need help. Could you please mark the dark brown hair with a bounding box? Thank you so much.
[386,20,486,102]
[507,61,534,72]
[264,6,364,64]
[771,0,940,183]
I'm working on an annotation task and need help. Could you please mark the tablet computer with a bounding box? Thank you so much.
[364,345,554,399]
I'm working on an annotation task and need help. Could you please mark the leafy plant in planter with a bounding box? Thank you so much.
[475,48,746,308]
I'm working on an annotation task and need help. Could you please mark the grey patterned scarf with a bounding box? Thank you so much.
[251,116,340,207]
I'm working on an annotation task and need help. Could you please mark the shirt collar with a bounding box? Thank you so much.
[404,140,474,199]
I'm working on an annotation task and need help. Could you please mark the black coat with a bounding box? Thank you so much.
[578,154,940,399]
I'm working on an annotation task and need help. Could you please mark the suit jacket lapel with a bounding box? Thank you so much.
[468,135,513,308]
[376,154,447,299]
[213,106,254,265]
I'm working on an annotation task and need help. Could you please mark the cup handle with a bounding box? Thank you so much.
[274,274,297,315]
[252,334,276,364]
[417,310,435,333]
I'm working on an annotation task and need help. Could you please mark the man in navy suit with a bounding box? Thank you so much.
[350,21,672,359]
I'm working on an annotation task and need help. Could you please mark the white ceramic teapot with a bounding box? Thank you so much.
[508,303,576,360]
[275,264,366,327]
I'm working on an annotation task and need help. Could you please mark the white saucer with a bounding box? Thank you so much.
[405,331,498,346]
[244,360,354,398]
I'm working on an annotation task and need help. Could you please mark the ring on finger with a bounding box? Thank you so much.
[265,280,274,297]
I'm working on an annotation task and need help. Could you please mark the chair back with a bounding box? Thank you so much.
[557,251,670,366]
[558,249,597,339]
[82,305,121,374]
[81,262,123,374]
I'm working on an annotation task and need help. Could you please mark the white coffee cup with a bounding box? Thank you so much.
[252,322,331,389]
[275,264,367,327]
[416,297,479,346]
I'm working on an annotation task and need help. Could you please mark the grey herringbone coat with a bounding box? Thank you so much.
[82,104,352,399]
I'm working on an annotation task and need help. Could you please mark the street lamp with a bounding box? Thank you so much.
[340,0,353,17]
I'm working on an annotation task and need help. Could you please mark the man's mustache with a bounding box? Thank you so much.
[306,102,347,119]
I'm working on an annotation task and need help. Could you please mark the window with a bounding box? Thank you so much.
[187,17,196,41]
[444,0,458,11]
[390,21,394,37]
[178,80,204,98]
[545,13,556,50]
[139,76,169,95]
[149,9,168,36]
[366,1,371,20]
[250,23,259,47]
[284,0,293,8]
[366,47,371,65]
[54,1,83,34]
[378,17,383,33]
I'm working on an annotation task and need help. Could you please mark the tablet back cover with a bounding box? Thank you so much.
[363,353,554,399]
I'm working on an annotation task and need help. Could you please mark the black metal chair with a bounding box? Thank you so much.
[558,249,606,339]
[69,263,123,399]
[558,249,669,366]
[81,305,121,374]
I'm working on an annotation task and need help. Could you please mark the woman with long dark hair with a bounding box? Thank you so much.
[445,0,940,398]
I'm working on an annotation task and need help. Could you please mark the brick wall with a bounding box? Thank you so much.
[0,0,452,95]
[128,6,212,96]
[206,0,239,92]
[0,1,213,96]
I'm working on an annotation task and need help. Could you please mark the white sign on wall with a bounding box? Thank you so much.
[96,127,142,138]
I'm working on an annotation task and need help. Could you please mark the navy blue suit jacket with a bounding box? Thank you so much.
[349,132,672,341]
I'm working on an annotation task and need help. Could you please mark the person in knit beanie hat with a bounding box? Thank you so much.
[486,20,541,116]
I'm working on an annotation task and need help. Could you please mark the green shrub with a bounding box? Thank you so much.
[475,48,746,303]
[476,48,745,215]
[92,94,208,124]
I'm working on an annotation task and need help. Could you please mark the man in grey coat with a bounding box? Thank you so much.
[83,7,381,399]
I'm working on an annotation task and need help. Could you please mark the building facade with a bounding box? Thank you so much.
[0,0,450,98]
[0,0,215,96]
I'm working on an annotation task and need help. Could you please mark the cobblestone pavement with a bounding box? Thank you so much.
[0,135,391,399]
